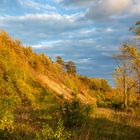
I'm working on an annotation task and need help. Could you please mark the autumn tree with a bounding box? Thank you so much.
[113,44,137,107]
[123,21,140,89]
[100,79,111,92]
[56,56,64,65]
[65,61,77,75]
[131,21,140,36]
[122,44,140,90]
[113,21,140,107]
[56,56,65,69]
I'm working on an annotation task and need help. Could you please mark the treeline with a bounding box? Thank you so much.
[56,56,77,75]
[112,21,140,110]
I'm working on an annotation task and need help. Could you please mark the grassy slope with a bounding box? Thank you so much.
[0,31,95,103]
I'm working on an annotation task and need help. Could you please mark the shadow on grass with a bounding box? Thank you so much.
[1,117,140,140]
[72,117,140,140]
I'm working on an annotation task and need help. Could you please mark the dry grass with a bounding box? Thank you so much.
[71,108,140,140]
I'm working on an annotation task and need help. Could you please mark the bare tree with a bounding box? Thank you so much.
[113,44,137,107]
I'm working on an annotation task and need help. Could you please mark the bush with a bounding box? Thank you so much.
[97,99,124,110]
[97,100,108,108]
[0,95,20,139]
[61,98,92,129]
[109,99,124,110]
[129,100,139,109]
[36,119,71,140]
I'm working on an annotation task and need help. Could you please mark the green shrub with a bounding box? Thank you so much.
[61,98,92,129]
[36,119,71,140]
[97,99,124,110]
[0,95,21,139]
[129,100,139,109]
[97,100,108,108]
[107,99,124,110]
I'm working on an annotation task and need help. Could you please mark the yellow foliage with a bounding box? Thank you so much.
[0,113,15,133]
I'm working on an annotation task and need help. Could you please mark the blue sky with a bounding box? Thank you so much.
[0,0,140,85]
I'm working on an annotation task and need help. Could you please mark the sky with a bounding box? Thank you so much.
[0,0,140,85]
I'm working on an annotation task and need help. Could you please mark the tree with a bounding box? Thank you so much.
[129,21,140,48]
[134,21,140,36]
[65,61,76,75]
[56,56,64,65]
[56,56,65,68]
[100,79,111,92]
[113,44,137,107]
[113,21,140,107]
[123,21,140,90]
[129,21,140,36]
[122,44,140,91]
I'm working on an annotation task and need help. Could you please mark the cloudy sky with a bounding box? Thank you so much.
[0,0,139,85]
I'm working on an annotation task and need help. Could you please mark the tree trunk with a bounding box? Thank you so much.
[123,63,128,107]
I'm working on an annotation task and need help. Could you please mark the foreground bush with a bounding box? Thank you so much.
[61,98,92,129]
[36,119,71,140]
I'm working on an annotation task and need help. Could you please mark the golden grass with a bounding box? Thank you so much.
[72,108,140,140]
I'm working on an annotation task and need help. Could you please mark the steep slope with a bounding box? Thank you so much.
[0,32,96,105]
[37,74,95,103]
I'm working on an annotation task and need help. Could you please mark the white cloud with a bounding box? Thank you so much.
[0,12,88,44]
[0,13,64,27]
[61,0,94,7]
[2,13,82,26]
[86,0,132,19]
[130,1,140,15]
[18,0,56,11]
[54,0,63,3]
[32,40,62,48]
[77,58,92,64]
[58,0,140,21]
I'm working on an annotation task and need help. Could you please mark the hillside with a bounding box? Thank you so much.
[0,31,97,103]
[0,32,111,139]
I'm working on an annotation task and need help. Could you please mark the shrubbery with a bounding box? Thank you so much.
[36,119,71,140]
[0,95,21,139]
[97,98,139,112]
[61,98,92,129]
[97,99,124,110]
